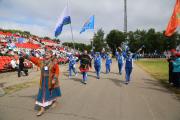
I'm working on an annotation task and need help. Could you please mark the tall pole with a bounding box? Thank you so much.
[91,38,93,50]
[92,30,95,51]
[70,23,75,50]
[91,15,95,51]
[124,0,127,33]
[123,0,128,50]
[67,0,75,51]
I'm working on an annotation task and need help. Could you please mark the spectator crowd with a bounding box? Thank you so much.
[0,30,79,74]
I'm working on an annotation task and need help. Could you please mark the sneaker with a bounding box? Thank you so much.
[83,81,87,84]
[125,81,129,84]
[81,80,86,84]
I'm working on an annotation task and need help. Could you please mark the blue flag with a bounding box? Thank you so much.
[54,6,71,37]
[80,15,94,34]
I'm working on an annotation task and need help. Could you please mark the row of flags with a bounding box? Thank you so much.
[54,6,94,37]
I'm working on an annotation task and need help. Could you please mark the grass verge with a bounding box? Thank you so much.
[135,59,180,99]
[3,81,37,95]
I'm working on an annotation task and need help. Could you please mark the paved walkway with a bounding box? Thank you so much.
[0,60,180,120]
[0,68,40,88]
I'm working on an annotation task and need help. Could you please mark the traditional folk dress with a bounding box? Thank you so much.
[28,56,61,107]
[79,54,92,82]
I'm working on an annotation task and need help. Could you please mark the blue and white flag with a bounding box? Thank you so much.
[54,6,71,37]
[80,15,94,34]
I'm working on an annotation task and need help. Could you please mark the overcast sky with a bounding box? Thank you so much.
[0,0,176,43]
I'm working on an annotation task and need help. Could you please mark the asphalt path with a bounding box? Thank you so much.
[0,60,180,120]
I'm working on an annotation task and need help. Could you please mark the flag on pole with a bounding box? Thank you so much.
[80,15,94,34]
[165,0,180,37]
[54,6,71,37]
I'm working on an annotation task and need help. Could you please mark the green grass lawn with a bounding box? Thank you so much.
[135,59,168,82]
[135,58,180,98]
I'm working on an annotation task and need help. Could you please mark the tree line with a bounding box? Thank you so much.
[65,28,180,55]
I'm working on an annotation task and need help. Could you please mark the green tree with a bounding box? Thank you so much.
[106,30,125,55]
[93,28,106,52]
[128,29,180,54]
[128,30,146,52]
[163,32,180,51]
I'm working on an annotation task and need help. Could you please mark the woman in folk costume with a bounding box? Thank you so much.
[79,50,92,84]
[24,50,61,116]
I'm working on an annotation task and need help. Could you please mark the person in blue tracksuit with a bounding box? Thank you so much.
[115,50,119,61]
[125,51,133,84]
[105,53,112,74]
[101,52,106,59]
[90,50,95,58]
[94,52,102,79]
[117,52,125,75]
[68,54,77,78]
